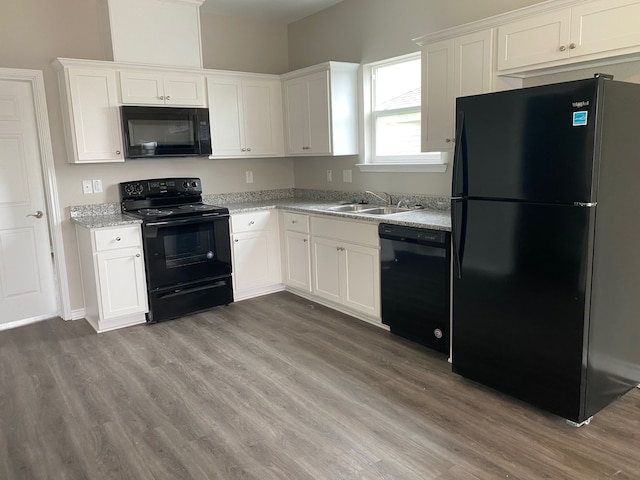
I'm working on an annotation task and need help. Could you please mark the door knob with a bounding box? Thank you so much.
[26,210,44,219]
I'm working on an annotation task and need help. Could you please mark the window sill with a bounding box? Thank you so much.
[356,162,448,173]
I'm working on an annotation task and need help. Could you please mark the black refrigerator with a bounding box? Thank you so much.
[451,75,640,425]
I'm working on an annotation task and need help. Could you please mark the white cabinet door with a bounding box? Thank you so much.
[421,39,454,152]
[306,71,331,155]
[208,76,283,158]
[497,9,572,71]
[242,79,284,157]
[421,30,492,152]
[570,0,640,58]
[311,236,343,304]
[283,76,313,155]
[231,211,282,299]
[163,74,206,106]
[283,230,312,292]
[120,71,205,106]
[96,246,147,320]
[343,243,380,318]
[208,78,245,156]
[120,71,165,105]
[454,30,493,99]
[65,68,124,163]
[282,63,358,157]
[232,231,278,292]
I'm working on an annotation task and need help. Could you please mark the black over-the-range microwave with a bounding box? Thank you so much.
[120,106,212,158]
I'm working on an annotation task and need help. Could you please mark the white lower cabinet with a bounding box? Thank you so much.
[282,212,312,292]
[309,216,381,323]
[75,224,148,333]
[231,210,283,300]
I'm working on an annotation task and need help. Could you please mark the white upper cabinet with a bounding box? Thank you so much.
[281,62,359,156]
[120,71,206,106]
[497,0,640,72]
[54,61,124,163]
[420,29,493,152]
[207,74,284,158]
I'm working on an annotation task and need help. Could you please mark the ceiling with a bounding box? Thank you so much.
[200,0,344,24]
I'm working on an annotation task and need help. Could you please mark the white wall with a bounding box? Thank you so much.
[286,0,546,196]
[0,0,293,314]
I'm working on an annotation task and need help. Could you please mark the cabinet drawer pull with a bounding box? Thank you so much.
[115,237,121,242]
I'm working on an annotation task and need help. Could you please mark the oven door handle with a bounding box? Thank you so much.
[145,213,228,227]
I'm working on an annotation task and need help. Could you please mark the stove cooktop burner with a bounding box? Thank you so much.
[126,203,228,221]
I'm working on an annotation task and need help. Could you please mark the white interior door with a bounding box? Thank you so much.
[0,78,57,325]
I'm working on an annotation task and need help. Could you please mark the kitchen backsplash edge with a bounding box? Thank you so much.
[70,188,450,217]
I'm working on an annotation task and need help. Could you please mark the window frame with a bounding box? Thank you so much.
[357,53,447,173]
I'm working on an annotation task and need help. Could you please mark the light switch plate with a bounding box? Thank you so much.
[92,179,103,193]
[245,171,254,184]
[326,169,332,182]
[342,169,352,183]
[82,180,93,194]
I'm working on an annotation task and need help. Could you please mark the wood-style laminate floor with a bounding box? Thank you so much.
[1,291,638,480]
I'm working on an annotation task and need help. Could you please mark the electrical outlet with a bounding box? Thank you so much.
[342,169,352,183]
[82,180,93,194]
[245,171,254,184]
[92,179,103,193]
[326,169,332,182]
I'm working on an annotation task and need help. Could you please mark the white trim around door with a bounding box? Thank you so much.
[0,68,71,325]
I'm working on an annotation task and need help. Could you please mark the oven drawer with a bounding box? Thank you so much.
[231,210,275,233]
[94,225,141,252]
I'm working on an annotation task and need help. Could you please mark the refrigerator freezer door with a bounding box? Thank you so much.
[453,79,599,204]
[452,199,594,422]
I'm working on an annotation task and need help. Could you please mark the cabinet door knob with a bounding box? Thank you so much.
[136,253,140,257]
[249,220,255,225]
[241,148,247,152]
[569,43,576,49]
[116,150,121,155]
[159,96,165,100]
[165,96,170,100]
[291,220,297,224]
[234,239,239,243]
[247,147,251,152]
[115,237,121,242]
[303,239,308,243]
[559,45,567,52]
[445,138,452,143]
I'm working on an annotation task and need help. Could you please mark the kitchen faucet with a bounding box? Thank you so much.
[365,190,392,206]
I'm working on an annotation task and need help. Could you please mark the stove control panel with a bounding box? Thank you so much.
[120,177,203,198]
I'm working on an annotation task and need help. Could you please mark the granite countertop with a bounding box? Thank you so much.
[224,199,451,231]
[70,192,451,232]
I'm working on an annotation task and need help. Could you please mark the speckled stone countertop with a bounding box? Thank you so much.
[70,203,141,229]
[70,189,451,232]
[223,199,451,231]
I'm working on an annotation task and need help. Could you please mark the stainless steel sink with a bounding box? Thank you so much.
[327,204,375,212]
[359,206,411,215]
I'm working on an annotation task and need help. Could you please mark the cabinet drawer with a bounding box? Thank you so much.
[283,212,309,233]
[311,216,378,247]
[94,226,141,252]
[231,210,275,233]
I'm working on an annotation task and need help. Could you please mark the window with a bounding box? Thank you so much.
[358,53,446,173]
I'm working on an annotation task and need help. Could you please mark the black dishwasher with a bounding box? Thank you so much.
[379,223,451,354]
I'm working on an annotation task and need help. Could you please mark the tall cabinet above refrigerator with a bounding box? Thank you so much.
[451,75,640,425]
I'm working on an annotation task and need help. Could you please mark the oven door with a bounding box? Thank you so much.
[142,214,231,291]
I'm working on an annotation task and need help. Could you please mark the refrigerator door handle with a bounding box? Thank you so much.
[451,198,465,279]
[452,111,466,197]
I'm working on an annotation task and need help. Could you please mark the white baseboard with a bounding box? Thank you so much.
[0,314,57,331]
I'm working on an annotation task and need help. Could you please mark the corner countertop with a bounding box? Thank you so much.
[224,199,451,232]
[70,198,451,232]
